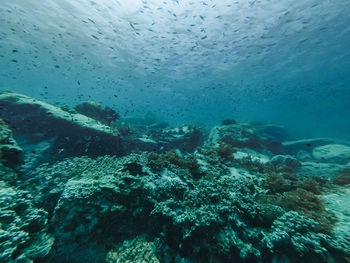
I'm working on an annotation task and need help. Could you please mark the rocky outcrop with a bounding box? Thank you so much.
[156,125,203,152]
[312,144,350,164]
[0,92,122,167]
[122,125,203,154]
[282,138,334,155]
[269,155,301,173]
[255,124,288,141]
[208,123,283,154]
[299,162,350,180]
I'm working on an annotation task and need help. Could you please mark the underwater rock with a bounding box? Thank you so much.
[123,125,203,154]
[160,125,203,152]
[74,101,119,126]
[209,123,282,154]
[106,235,159,263]
[0,92,122,162]
[17,138,54,172]
[0,180,54,262]
[0,118,22,168]
[298,161,350,179]
[282,138,334,155]
[323,189,350,256]
[295,150,313,162]
[221,119,236,125]
[269,155,301,172]
[312,144,350,164]
[209,123,257,146]
[233,149,271,167]
[255,124,288,141]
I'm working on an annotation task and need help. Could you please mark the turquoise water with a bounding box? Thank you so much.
[1,1,350,263]
[1,0,350,138]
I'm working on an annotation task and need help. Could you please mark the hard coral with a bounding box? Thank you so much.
[264,211,333,262]
[267,188,336,232]
[75,101,119,125]
[147,151,202,178]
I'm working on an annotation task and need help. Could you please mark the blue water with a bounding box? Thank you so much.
[1,0,350,138]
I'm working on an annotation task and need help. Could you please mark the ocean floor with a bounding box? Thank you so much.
[0,92,350,263]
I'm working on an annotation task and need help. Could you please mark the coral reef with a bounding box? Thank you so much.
[18,149,348,262]
[1,96,350,262]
